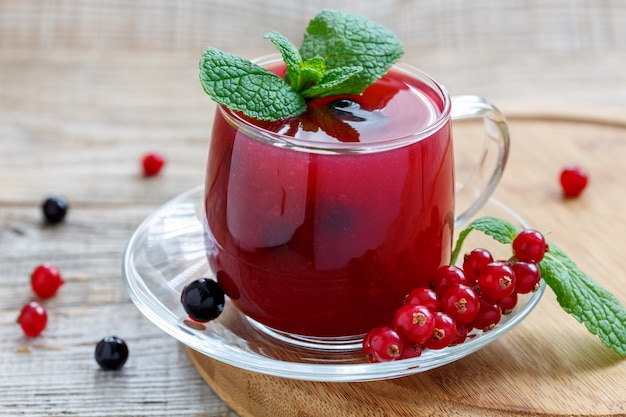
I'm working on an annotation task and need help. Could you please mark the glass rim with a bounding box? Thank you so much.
[217,53,452,154]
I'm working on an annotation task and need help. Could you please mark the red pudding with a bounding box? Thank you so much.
[204,64,454,338]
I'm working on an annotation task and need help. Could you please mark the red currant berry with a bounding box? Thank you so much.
[142,152,166,177]
[440,284,481,325]
[432,265,469,296]
[393,304,436,345]
[499,292,518,314]
[560,165,588,197]
[424,312,457,350]
[399,342,424,360]
[31,263,64,299]
[463,248,493,282]
[512,261,542,294]
[450,324,470,346]
[512,229,548,263]
[471,298,502,332]
[17,301,48,337]
[362,327,403,363]
[477,261,516,300]
[405,287,440,312]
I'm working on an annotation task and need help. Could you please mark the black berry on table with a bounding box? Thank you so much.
[42,196,68,224]
[95,336,129,370]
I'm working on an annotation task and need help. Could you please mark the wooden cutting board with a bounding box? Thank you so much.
[186,106,626,417]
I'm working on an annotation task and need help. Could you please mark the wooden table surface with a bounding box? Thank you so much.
[1,2,626,416]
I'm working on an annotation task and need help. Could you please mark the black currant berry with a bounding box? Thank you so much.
[180,278,225,323]
[95,336,129,370]
[42,196,68,224]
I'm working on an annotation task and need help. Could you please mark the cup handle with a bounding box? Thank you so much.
[451,95,510,228]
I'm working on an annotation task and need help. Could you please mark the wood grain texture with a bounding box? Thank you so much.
[1,1,626,416]
[2,0,626,53]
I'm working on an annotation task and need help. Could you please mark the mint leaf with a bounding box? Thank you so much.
[539,244,626,356]
[298,57,326,90]
[301,66,364,99]
[199,47,306,121]
[199,11,404,121]
[263,32,304,90]
[300,10,404,95]
[450,216,520,264]
[452,216,626,356]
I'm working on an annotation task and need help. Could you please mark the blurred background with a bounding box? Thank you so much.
[2,0,624,53]
[2,0,625,107]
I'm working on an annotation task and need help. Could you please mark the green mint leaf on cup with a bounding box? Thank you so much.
[452,216,626,357]
[198,10,403,121]
[300,9,404,95]
[199,48,306,121]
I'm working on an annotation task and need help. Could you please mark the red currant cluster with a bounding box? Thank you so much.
[17,263,65,337]
[362,228,547,363]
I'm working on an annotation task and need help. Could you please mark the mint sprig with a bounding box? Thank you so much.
[199,48,306,121]
[199,10,403,121]
[300,10,404,95]
[452,216,626,356]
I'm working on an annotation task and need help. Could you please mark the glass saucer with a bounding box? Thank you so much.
[122,185,544,382]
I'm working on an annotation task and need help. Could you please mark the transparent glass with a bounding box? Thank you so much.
[122,186,544,382]
[202,56,510,345]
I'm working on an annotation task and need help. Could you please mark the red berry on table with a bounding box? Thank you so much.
[440,284,481,325]
[141,152,166,177]
[512,229,548,263]
[393,304,436,345]
[463,248,493,282]
[560,165,588,197]
[511,261,542,294]
[424,311,457,350]
[477,261,516,301]
[17,301,48,337]
[31,263,64,299]
[362,327,403,363]
[405,287,440,312]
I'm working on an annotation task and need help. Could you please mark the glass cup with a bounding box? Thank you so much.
[203,55,509,349]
